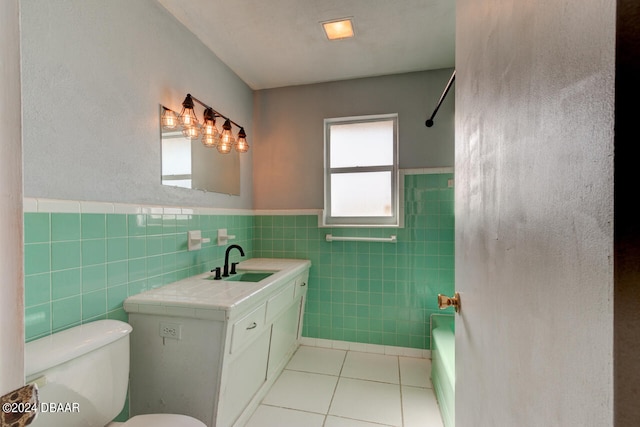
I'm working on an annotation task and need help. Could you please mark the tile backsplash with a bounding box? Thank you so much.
[254,172,455,349]
[24,209,253,341]
[23,172,454,349]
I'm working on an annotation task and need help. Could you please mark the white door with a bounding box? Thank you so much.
[454,0,615,423]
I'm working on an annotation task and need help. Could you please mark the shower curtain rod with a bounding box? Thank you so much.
[425,70,455,127]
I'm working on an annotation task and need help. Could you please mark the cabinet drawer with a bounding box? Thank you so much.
[266,282,295,324]
[230,303,266,354]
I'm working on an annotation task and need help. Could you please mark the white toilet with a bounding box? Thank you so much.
[25,319,206,427]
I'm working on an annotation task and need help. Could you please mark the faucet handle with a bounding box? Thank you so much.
[230,262,239,275]
[211,267,222,280]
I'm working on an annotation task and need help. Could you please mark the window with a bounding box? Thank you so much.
[324,114,399,226]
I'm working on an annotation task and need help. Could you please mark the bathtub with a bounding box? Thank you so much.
[431,314,455,427]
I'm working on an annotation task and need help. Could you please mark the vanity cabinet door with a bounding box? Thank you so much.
[267,300,301,378]
[265,282,295,324]
[218,330,270,427]
[294,274,308,339]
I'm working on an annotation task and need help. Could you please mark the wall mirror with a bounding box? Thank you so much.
[160,106,240,195]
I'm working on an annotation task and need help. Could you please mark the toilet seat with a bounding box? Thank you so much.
[122,414,207,427]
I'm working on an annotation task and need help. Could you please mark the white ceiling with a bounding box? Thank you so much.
[157,0,455,90]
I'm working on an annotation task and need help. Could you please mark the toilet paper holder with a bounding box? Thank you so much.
[187,230,211,251]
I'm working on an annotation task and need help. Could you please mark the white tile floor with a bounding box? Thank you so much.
[244,345,444,427]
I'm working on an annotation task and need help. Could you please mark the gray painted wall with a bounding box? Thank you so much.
[20,0,254,209]
[252,69,455,209]
[455,0,615,425]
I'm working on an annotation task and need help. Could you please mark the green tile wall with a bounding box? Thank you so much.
[23,173,454,350]
[23,212,253,341]
[254,173,455,350]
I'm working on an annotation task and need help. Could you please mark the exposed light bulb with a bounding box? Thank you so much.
[201,108,219,147]
[181,111,197,127]
[235,127,249,153]
[161,107,178,129]
[179,94,198,128]
[182,124,200,140]
[202,120,219,137]
[178,94,200,140]
[202,133,220,147]
[219,119,236,153]
[217,139,232,154]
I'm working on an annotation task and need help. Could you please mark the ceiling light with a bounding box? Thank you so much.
[322,18,354,41]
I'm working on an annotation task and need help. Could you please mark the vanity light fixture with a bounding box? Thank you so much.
[162,94,249,153]
[321,18,355,40]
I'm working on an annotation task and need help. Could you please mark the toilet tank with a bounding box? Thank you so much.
[25,320,133,427]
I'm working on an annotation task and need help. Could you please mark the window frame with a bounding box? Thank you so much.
[323,113,400,227]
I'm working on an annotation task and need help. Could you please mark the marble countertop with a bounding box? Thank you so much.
[123,258,310,320]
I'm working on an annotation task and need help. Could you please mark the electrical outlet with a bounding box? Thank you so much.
[159,322,182,340]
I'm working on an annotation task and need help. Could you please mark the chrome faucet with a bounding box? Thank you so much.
[222,244,245,277]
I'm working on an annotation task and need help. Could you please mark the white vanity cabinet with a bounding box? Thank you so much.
[123,259,310,427]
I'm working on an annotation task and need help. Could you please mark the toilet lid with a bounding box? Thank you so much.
[122,414,207,427]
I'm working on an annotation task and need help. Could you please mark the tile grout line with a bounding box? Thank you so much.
[255,348,428,427]
[322,349,349,426]
[396,355,406,427]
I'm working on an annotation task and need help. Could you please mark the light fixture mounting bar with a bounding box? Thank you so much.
[189,95,244,130]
